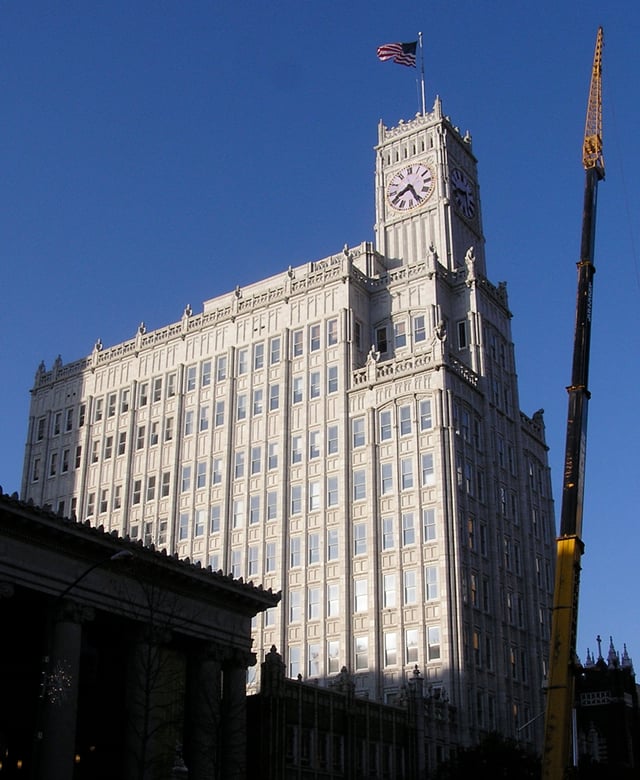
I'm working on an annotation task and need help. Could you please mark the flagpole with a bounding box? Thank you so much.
[418,32,426,115]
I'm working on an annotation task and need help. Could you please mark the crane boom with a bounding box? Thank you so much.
[541,27,604,780]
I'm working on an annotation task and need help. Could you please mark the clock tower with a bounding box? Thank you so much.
[374,96,486,274]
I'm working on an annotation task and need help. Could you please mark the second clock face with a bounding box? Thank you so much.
[451,167,476,219]
[387,164,434,211]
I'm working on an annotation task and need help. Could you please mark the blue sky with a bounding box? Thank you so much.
[1,2,638,665]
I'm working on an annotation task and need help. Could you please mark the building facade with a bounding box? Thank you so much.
[22,98,556,751]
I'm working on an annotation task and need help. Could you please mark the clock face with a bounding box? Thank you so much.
[387,163,434,211]
[450,168,476,219]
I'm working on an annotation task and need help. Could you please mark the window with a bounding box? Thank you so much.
[32,458,40,482]
[419,399,432,430]
[86,492,96,517]
[376,326,388,354]
[291,485,302,515]
[251,446,262,474]
[423,508,436,542]
[234,451,245,479]
[327,476,339,507]
[136,426,146,450]
[354,320,362,349]
[308,587,321,620]
[78,403,87,426]
[268,442,278,470]
[421,452,435,486]
[153,377,163,401]
[425,565,439,600]
[107,394,116,418]
[308,481,320,511]
[164,417,174,441]
[248,546,259,576]
[181,466,191,492]
[149,422,159,445]
[113,485,122,510]
[406,629,419,664]
[288,645,301,678]
[354,579,368,612]
[290,537,301,567]
[236,395,247,420]
[327,425,338,454]
[308,533,320,564]
[384,632,397,666]
[327,318,338,345]
[269,383,280,411]
[212,458,223,485]
[457,320,468,349]
[93,400,103,423]
[146,476,156,502]
[104,436,113,460]
[265,542,276,572]
[352,417,365,448]
[327,365,339,393]
[253,342,264,370]
[237,348,248,375]
[355,637,368,670]
[327,583,339,616]
[308,430,320,459]
[161,471,170,497]
[201,361,211,388]
[413,314,426,343]
[91,440,99,463]
[49,452,58,477]
[232,499,245,528]
[196,461,207,488]
[427,626,441,660]
[291,435,303,464]
[328,640,340,673]
[250,495,260,525]
[379,410,392,441]
[383,573,396,608]
[401,459,413,490]
[214,401,224,427]
[353,470,366,501]
[309,371,320,399]
[380,463,393,495]
[132,480,142,505]
[267,491,277,520]
[166,373,176,397]
[403,570,417,604]
[216,355,227,381]
[382,517,394,550]
[231,549,242,578]
[269,336,281,364]
[253,389,264,417]
[210,505,221,533]
[327,529,339,561]
[394,321,407,348]
[290,592,301,624]
[292,328,303,357]
[74,446,82,469]
[186,366,197,392]
[36,417,46,441]
[399,405,411,436]
[310,324,321,351]
[402,513,416,545]
[292,377,303,404]
[353,523,367,555]
[184,411,194,436]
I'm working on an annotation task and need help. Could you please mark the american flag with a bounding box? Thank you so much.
[376,41,417,68]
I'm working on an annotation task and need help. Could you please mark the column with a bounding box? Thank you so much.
[184,643,223,780]
[220,651,253,780]
[38,600,88,780]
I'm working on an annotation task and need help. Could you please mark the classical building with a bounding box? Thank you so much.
[0,489,279,779]
[575,637,640,777]
[21,98,556,752]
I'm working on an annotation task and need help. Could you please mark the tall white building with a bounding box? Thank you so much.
[23,98,555,750]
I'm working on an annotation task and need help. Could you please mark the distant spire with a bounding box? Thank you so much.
[607,636,619,668]
[596,634,603,661]
[585,648,594,667]
[621,643,634,671]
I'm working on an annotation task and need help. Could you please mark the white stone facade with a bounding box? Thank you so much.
[22,100,555,750]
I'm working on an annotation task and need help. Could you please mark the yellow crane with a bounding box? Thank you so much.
[541,27,604,779]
